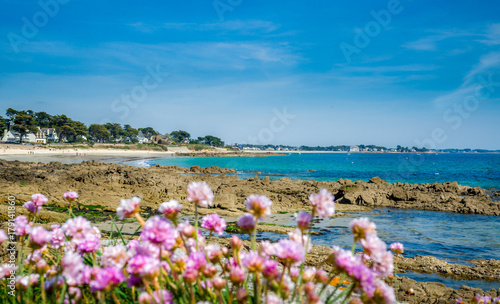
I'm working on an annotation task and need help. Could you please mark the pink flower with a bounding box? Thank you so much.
[16,274,40,290]
[295,211,312,231]
[23,201,41,214]
[31,193,48,206]
[201,214,226,235]
[14,215,31,236]
[203,263,217,277]
[89,267,125,292]
[186,251,207,271]
[361,235,387,262]
[309,189,335,218]
[231,235,243,250]
[373,251,394,278]
[61,251,86,286]
[62,216,92,240]
[229,266,245,284]
[29,226,51,249]
[102,245,129,269]
[212,277,226,290]
[126,254,160,278]
[141,216,179,250]
[244,194,272,219]
[177,220,195,237]
[265,294,284,304]
[205,244,222,262]
[241,251,264,273]
[260,241,276,257]
[187,181,214,208]
[369,281,396,304]
[0,229,7,243]
[350,217,377,241]
[50,225,65,249]
[75,229,101,253]
[288,228,311,252]
[116,197,141,219]
[138,292,152,304]
[302,266,317,282]
[237,213,256,234]
[389,242,404,254]
[152,290,173,304]
[262,259,280,280]
[63,191,78,202]
[274,239,305,265]
[183,267,198,283]
[158,200,182,220]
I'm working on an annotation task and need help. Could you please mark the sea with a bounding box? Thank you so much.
[132,152,500,189]
[128,152,500,290]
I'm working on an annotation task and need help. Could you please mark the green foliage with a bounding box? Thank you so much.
[88,124,110,142]
[170,130,191,143]
[5,108,38,143]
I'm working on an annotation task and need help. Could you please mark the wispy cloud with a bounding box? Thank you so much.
[433,52,500,106]
[477,23,500,45]
[129,20,280,34]
[402,29,479,51]
[9,41,301,74]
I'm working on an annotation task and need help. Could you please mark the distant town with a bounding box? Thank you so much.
[2,108,499,153]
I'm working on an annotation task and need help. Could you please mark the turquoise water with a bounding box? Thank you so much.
[141,153,500,189]
[215,207,500,290]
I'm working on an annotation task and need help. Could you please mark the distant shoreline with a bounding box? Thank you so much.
[0,143,498,165]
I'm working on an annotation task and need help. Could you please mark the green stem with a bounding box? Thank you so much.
[195,205,199,251]
[251,225,257,251]
[394,254,399,301]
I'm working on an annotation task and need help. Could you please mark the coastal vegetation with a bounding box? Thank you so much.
[0,108,224,148]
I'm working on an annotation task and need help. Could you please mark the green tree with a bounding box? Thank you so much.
[0,116,8,135]
[34,111,53,128]
[105,123,124,141]
[8,110,38,144]
[88,124,110,142]
[199,135,224,147]
[170,130,191,143]
[138,127,158,139]
[51,115,88,142]
[123,124,139,139]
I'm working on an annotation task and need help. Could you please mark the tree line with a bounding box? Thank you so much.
[0,109,224,146]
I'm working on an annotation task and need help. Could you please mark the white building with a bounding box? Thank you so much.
[136,131,150,144]
[1,130,36,143]
[350,145,360,152]
[37,128,59,142]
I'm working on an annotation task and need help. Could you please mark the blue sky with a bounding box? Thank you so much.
[1,0,499,149]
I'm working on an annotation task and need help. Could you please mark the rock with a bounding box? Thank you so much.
[369,176,387,184]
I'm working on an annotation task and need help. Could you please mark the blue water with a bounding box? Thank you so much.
[138,153,500,288]
[210,207,500,290]
[139,153,500,189]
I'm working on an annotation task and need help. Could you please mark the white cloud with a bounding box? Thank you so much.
[129,20,280,34]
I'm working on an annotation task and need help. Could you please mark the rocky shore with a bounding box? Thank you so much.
[0,160,498,216]
[0,159,498,303]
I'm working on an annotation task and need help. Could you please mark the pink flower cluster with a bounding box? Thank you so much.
[201,213,226,236]
[187,181,214,207]
[309,188,335,217]
[328,217,397,303]
[0,186,399,304]
[23,193,48,214]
